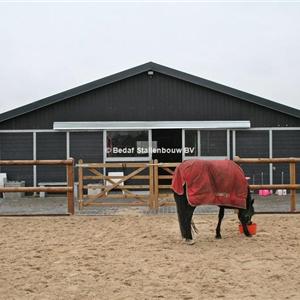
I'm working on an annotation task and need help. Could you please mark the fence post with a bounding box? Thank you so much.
[67,158,75,215]
[149,160,154,209]
[289,162,296,212]
[78,159,83,210]
[153,159,159,212]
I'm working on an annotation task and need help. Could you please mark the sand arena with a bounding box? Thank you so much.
[0,213,299,299]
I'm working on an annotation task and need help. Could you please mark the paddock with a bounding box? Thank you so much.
[1,61,300,299]
[0,214,299,299]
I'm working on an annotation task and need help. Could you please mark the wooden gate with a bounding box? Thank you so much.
[77,160,155,209]
[152,160,178,210]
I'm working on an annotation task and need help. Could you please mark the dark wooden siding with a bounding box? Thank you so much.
[0,133,33,186]
[236,131,270,184]
[1,72,300,130]
[36,132,66,183]
[70,132,103,181]
[70,132,103,163]
[273,130,300,184]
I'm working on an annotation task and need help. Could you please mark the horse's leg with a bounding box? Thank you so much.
[238,209,252,237]
[241,221,252,237]
[215,206,225,239]
[174,192,195,241]
[174,193,186,239]
[185,204,196,240]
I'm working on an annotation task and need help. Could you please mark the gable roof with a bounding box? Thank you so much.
[1,61,300,123]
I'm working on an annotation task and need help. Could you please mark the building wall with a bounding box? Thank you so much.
[36,132,67,183]
[272,130,300,184]
[236,131,270,184]
[235,129,300,185]
[0,131,103,185]
[1,72,300,188]
[70,132,103,163]
[70,132,103,181]
[0,129,299,187]
[1,72,300,130]
[0,133,33,185]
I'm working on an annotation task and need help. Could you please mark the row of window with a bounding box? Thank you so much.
[106,130,227,159]
[185,130,227,157]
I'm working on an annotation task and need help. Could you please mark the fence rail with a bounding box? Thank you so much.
[0,160,74,165]
[234,156,299,212]
[0,159,75,215]
[233,157,300,164]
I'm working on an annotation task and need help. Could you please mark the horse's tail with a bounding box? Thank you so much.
[191,219,199,234]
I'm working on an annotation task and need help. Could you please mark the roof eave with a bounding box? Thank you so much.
[0,62,156,123]
[150,63,300,119]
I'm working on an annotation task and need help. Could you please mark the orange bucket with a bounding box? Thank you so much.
[239,223,257,235]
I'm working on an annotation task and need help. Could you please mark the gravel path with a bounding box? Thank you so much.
[0,194,298,215]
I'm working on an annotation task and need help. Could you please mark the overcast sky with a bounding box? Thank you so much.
[0,1,300,114]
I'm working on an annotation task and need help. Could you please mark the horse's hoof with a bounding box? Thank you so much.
[246,234,252,238]
[183,239,195,245]
[215,235,222,239]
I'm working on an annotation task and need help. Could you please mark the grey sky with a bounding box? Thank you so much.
[0,2,300,114]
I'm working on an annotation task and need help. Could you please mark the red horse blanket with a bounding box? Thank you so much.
[172,159,248,208]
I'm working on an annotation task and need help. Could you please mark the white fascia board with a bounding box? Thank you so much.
[53,121,250,131]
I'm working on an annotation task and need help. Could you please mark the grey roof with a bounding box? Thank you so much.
[1,61,300,123]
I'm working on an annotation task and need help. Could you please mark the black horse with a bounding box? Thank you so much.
[174,187,255,244]
[172,159,255,244]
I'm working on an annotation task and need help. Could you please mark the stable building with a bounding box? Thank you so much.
[0,62,300,187]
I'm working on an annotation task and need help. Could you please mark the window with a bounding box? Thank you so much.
[106,130,149,159]
[185,130,198,157]
[201,130,227,156]
[183,129,228,159]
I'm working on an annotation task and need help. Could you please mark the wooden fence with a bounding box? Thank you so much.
[234,157,300,212]
[0,159,75,215]
[78,157,300,213]
[1,158,298,214]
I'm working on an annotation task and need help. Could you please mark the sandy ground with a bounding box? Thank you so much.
[0,214,299,300]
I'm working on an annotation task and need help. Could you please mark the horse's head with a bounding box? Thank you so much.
[239,191,255,225]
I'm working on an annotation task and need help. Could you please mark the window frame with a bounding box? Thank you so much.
[182,129,230,161]
[104,129,152,162]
